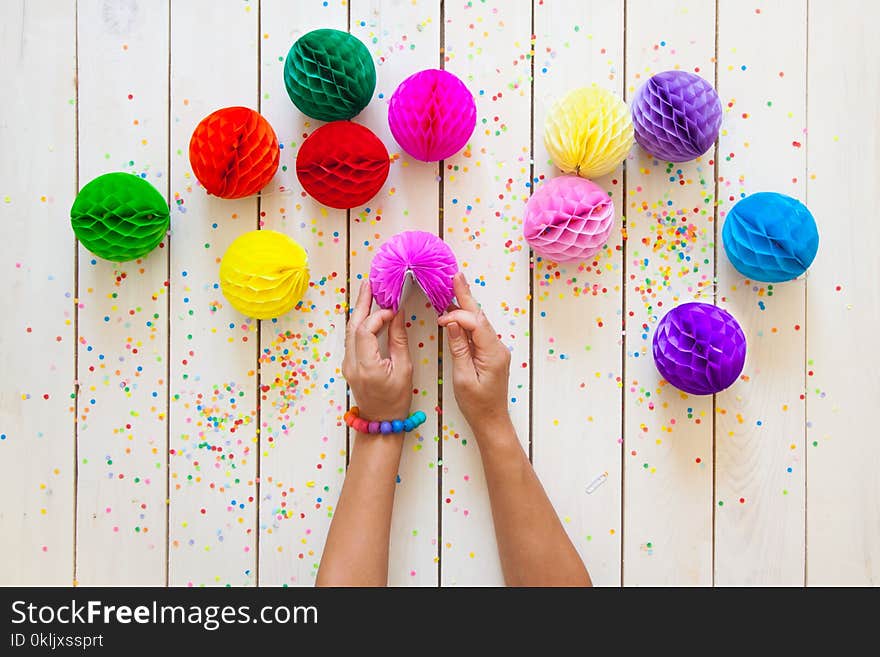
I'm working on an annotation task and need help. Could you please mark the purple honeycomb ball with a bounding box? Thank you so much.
[652,302,747,395]
[631,70,722,162]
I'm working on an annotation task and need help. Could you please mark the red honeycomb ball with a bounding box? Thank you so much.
[189,106,280,199]
[296,121,390,209]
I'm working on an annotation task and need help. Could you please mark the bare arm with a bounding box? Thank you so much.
[316,282,413,586]
[471,417,591,586]
[439,273,591,587]
[315,432,403,586]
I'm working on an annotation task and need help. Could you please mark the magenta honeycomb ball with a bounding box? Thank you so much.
[369,231,458,314]
[388,69,476,162]
[523,176,615,263]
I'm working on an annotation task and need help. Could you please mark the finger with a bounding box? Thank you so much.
[351,280,373,327]
[451,272,479,313]
[445,321,475,373]
[388,311,410,365]
[346,280,372,357]
[438,309,498,351]
[356,309,394,365]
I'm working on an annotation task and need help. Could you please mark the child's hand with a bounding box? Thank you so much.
[342,281,413,422]
[438,273,512,430]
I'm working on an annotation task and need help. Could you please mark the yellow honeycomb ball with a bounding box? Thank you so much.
[219,229,310,319]
[544,85,634,178]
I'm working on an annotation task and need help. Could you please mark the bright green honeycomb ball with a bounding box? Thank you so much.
[283,28,376,121]
[70,172,169,262]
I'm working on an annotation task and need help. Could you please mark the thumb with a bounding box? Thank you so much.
[388,311,410,364]
[445,322,474,374]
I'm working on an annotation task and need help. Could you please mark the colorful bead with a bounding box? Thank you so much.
[343,406,426,436]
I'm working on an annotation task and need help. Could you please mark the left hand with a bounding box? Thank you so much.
[342,281,413,421]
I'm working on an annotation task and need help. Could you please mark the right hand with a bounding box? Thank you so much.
[342,281,414,423]
[437,273,512,430]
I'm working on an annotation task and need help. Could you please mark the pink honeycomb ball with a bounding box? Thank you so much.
[388,69,476,162]
[523,176,615,263]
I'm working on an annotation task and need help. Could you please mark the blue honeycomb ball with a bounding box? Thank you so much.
[722,192,819,283]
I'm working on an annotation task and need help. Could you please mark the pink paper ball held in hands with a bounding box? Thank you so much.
[388,69,477,162]
[523,176,615,263]
[369,231,458,314]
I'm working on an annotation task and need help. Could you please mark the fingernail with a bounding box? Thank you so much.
[446,322,461,339]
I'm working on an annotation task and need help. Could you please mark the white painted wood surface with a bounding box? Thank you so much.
[169,0,259,586]
[441,0,533,586]
[623,0,716,585]
[75,0,170,586]
[350,0,443,586]
[257,0,348,588]
[0,0,76,586]
[1,0,878,587]
[715,0,807,585]
[806,0,880,586]
[533,0,625,587]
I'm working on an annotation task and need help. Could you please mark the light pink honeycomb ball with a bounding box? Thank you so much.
[523,175,615,263]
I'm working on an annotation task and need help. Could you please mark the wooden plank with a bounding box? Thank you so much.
[169,0,259,586]
[715,0,806,585]
[532,0,625,587]
[441,0,533,586]
[75,0,170,586]
[257,0,348,587]
[806,0,880,586]
[623,0,716,585]
[0,0,77,586]
[348,0,442,587]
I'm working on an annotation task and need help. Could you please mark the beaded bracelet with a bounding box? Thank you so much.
[344,406,427,435]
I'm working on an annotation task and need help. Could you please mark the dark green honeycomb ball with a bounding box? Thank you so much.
[284,28,376,121]
[71,172,170,262]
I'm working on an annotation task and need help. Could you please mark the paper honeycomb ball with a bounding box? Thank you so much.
[388,69,477,162]
[544,86,634,179]
[284,28,376,122]
[722,192,819,283]
[631,70,722,162]
[189,106,279,199]
[370,231,458,314]
[70,172,169,262]
[296,121,390,209]
[652,302,747,396]
[219,230,310,320]
[523,176,615,263]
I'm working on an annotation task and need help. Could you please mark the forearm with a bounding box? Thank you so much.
[475,418,592,587]
[315,433,403,586]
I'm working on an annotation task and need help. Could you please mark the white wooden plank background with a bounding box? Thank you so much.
[0,0,76,586]
[715,0,807,585]
[168,0,259,586]
[806,0,880,585]
[533,0,625,587]
[1,0,878,587]
[624,0,717,585]
[441,0,533,586]
[350,0,442,586]
[75,0,170,586]
[257,0,348,588]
